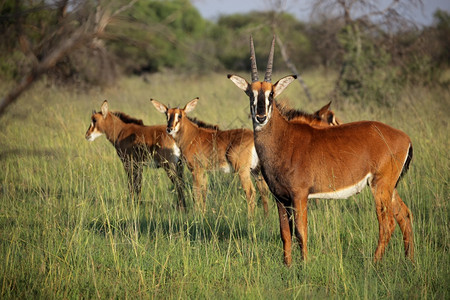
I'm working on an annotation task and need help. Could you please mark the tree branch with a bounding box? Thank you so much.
[275,35,313,102]
[0,1,137,117]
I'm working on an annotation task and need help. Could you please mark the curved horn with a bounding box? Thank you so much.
[264,35,275,82]
[250,35,259,82]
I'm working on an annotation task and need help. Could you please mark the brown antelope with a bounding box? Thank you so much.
[85,100,186,209]
[313,101,341,126]
[228,36,414,265]
[277,101,341,127]
[151,98,340,215]
[151,97,270,215]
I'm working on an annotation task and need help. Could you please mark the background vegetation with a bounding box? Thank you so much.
[0,0,449,298]
[0,0,449,99]
[1,70,448,298]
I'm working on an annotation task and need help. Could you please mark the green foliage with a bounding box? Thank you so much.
[334,11,450,104]
[0,0,447,92]
[108,0,211,73]
[0,0,56,80]
[336,24,400,105]
[0,50,30,80]
[0,73,448,298]
[213,11,311,72]
[398,9,450,87]
[433,9,450,66]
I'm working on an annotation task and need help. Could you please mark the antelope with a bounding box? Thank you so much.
[85,100,186,209]
[151,98,340,215]
[228,36,414,265]
[277,100,341,127]
[313,101,341,126]
[151,97,270,215]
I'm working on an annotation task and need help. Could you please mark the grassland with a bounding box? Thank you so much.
[0,70,448,298]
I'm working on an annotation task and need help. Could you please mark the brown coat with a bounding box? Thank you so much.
[85,100,185,208]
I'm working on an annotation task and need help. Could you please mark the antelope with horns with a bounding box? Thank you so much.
[151,98,340,214]
[85,100,186,209]
[228,36,414,265]
[151,98,270,215]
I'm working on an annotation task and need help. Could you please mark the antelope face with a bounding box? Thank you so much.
[85,111,104,141]
[166,108,184,137]
[250,81,274,129]
[229,75,296,130]
[228,35,296,130]
[85,100,109,141]
[313,101,341,126]
[151,98,199,138]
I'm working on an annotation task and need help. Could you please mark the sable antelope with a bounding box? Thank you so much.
[312,101,341,126]
[85,100,186,209]
[151,98,270,215]
[228,36,413,265]
[150,98,339,214]
[277,101,341,127]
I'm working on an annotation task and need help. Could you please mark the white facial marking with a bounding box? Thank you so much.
[252,90,258,109]
[86,127,103,141]
[267,101,273,121]
[174,113,181,132]
[265,90,273,121]
[264,90,271,108]
[167,113,181,138]
[87,131,103,141]
[309,173,373,199]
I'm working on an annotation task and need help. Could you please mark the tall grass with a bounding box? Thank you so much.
[0,71,448,298]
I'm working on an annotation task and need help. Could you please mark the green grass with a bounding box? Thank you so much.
[0,71,448,298]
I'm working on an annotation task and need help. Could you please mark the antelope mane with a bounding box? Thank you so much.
[187,117,219,130]
[111,111,144,125]
[275,101,321,122]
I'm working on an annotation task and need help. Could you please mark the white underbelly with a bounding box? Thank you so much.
[308,173,373,199]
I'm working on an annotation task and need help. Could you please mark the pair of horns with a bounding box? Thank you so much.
[250,35,275,83]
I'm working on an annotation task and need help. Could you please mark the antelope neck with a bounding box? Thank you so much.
[104,114,126,144]
[253,103,286,138]
[174,118,198,150]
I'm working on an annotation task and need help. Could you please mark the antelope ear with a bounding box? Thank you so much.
[151,99,168,114]
[273,75,296,98]
[101,100,109,119]
[184,97,199,114]
[228,74,250,92]
[322,101,332,112]
[315,101,332,119]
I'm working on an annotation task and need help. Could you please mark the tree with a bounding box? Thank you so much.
[107,0,214,74]
[310,0,424,103]
[0,0,137,116]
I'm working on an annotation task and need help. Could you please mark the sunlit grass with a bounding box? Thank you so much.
[0,71,448,298]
